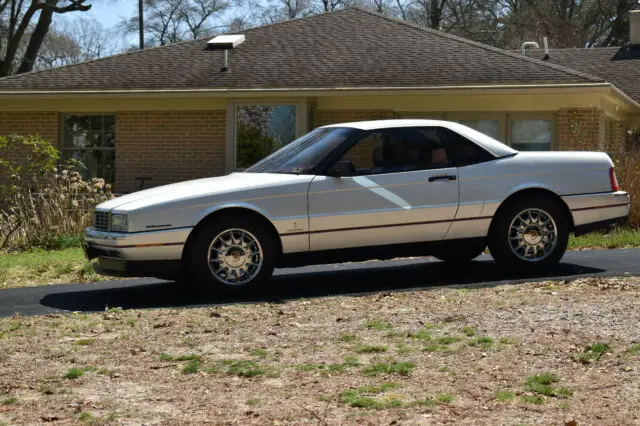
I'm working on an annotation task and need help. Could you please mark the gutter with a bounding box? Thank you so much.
[0,82,614,98]
[609,84,640,110]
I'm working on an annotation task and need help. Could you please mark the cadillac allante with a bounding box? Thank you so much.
[84,120,631,294]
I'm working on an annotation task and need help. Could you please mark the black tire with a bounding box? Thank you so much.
[185,213,278,296]
[488,194,569,271]
[432,241,486,263]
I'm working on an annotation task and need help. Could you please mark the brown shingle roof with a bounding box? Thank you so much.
[519,47,640,103]
[0,8,603,92]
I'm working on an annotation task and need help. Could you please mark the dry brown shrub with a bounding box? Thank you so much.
[613,149,639,228]
[0,168,114,251]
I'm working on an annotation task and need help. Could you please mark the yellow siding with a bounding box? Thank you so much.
[0,97,226,112]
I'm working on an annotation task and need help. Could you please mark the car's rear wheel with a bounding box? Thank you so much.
[488,195,569,271]
[186,214,277,295]
[432,241,486,263]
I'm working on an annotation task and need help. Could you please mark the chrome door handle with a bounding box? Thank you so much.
[428,175,457,182]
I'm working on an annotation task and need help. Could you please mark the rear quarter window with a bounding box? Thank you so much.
[439,128,496,167]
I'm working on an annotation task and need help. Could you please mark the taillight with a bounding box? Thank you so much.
[609,167,620,192]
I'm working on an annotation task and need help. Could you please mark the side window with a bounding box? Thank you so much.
[439,128,495,166]
[336,127,450,176]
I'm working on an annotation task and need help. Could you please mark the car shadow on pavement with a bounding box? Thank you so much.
[39,258,605,313]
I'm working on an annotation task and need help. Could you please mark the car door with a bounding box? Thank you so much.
[307,127,460,251]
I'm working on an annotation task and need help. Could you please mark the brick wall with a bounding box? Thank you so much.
[316,110,394,168]
[115,110,225,193]
[557,107,604,151]
[0,111,59,162]
[315,110,395,127]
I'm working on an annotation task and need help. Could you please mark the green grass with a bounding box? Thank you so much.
[340,383,403,409]
[627,344,640,355]
[574,343,610,364]
[569,227,640,250]
[0,247,105,289]
[338,333,358,343]
[78,411,98,424]
[64,368,85,379]
[158,353,201,362]
[365,319,393,331]
[362,361,416,377]
[495,391,516,402]
[524,373,572,398]
[74,338,95,346]
[218,360,266,377]
[436,393,454,403]
[435,336,462,345]
[408,328,432,341]
[182,360,201,374]
[1,396,17,405]
[468,336,494,349]
[353,343,388,354]
[246,398,260,406]
[461,327,476,337]
[294,356,361,374]
[521,395,544,404]
[413,393,454,406]
[249,349,268,358]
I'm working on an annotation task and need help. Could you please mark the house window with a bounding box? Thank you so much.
[510,119,553,151]
[62,115,115,183]
[235,105,298,168]
[458,120,500,140]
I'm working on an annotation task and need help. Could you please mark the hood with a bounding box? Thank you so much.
[97,172,313,212]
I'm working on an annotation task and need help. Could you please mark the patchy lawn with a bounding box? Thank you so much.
[0,248,106,289]
[569,227,640,250]
[1,277,640,424]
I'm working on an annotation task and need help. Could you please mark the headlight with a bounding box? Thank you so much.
[110,214,128,232]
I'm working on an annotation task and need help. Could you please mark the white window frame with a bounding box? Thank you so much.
[226,100,307,173]
[507,113,557,151]
[60,112,116,182]
[445,112,506,143]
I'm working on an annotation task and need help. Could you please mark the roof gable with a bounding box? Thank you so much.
[0,8,603,92]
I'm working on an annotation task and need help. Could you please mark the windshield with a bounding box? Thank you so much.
[245,127,360,174]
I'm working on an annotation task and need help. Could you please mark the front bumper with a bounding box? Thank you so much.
[83,227,191,279]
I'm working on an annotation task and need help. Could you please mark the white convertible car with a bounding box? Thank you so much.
[84,120,630,294]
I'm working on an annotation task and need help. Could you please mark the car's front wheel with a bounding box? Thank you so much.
[186,214,277,295]
[488,195,569,271]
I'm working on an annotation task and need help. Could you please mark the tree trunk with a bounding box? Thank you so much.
[0,3,38,77]
[17,5,54,74]
[429,0,445,29]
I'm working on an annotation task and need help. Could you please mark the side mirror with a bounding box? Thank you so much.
[328,160,355,177]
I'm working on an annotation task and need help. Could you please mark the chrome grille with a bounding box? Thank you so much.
[93,211,109,231]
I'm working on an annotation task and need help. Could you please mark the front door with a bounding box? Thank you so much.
[307,127,460,251]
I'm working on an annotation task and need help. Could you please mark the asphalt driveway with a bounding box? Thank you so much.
[1,248,639,317]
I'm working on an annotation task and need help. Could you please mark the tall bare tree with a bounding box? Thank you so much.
[0,0,92,76]
[120,0,230,46]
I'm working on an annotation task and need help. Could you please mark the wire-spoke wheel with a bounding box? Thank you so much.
[508,208,558,262]
[489,194,569,271]
[207,229,263,286]
[186,213,277,295]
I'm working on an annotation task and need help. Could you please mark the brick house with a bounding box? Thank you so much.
[0,7,638,193]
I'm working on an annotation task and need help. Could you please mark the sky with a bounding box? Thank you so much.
[85,0,135,30]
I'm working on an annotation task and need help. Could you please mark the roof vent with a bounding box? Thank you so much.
[207,34,245,72]
[631,9,640,45]
[207,34,245,49]
[521,41,539,56]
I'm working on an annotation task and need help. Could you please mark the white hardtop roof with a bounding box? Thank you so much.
[321,119,518,157]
